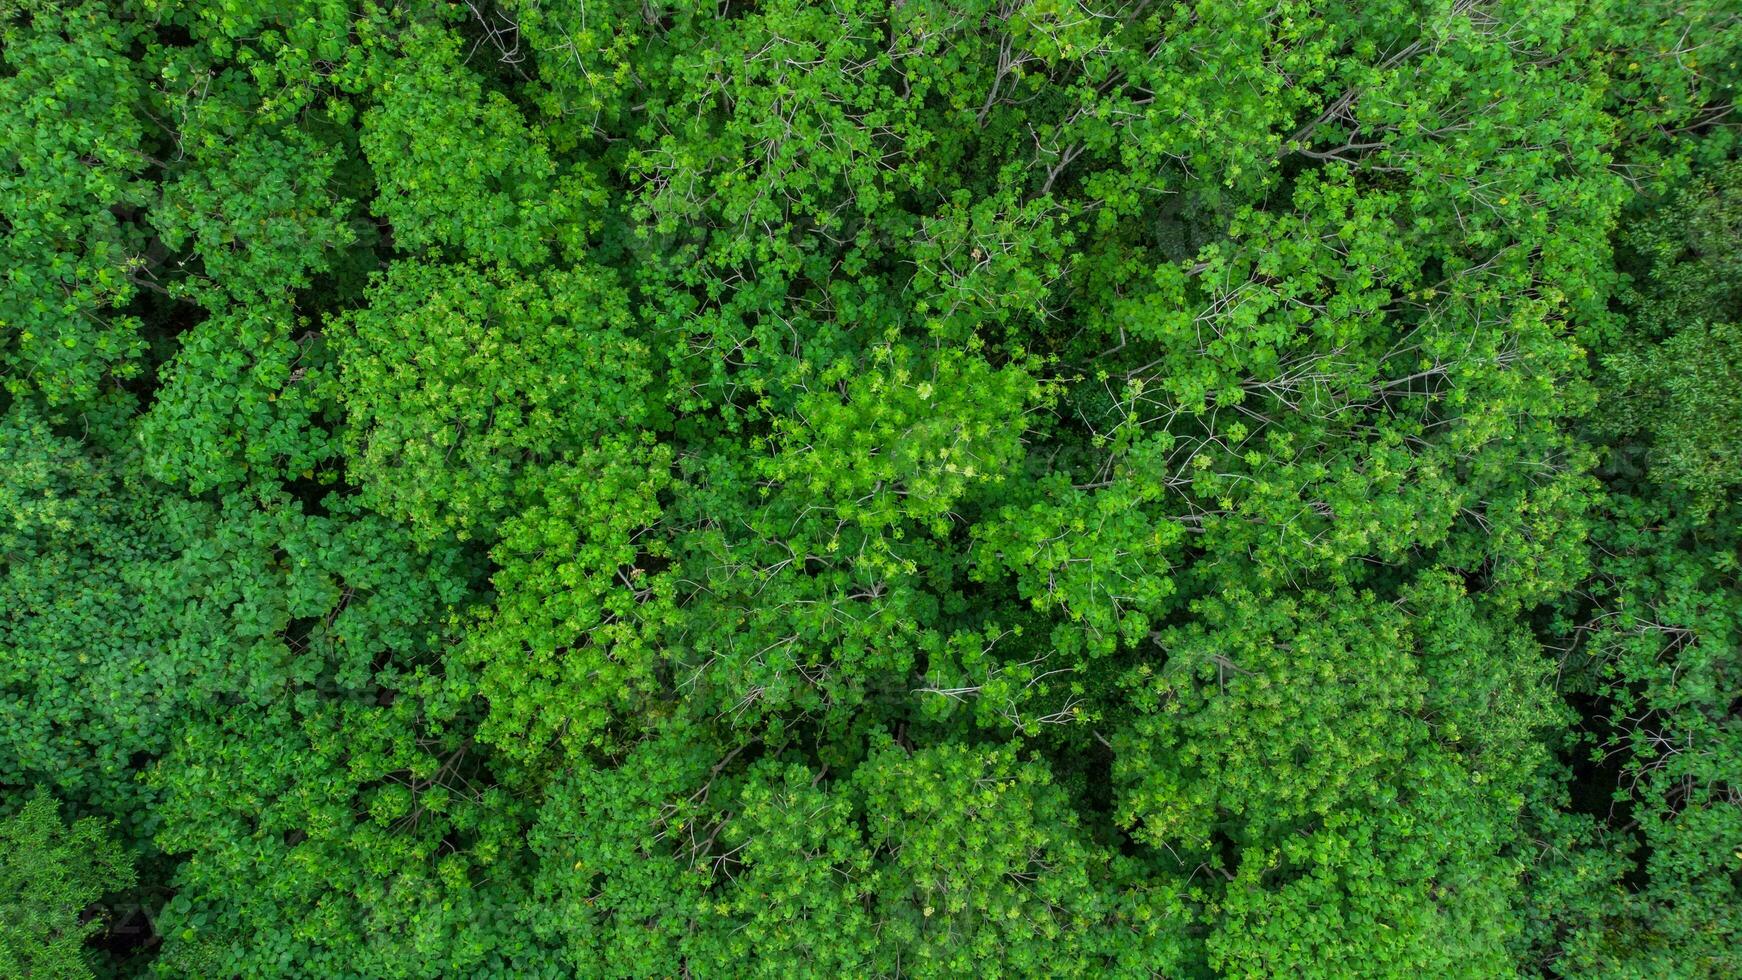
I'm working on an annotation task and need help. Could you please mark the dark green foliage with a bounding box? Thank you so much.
[2,0,1739,974]
[1600,161,1742,512]
[1,409,188,818]
[152,129,357,305]
[1538,158,1742,978]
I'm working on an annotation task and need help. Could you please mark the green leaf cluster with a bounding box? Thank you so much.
[1,0,1738,974]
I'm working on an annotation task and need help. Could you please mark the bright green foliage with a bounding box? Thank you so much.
[0,1,149,408]
[362,27,602,267]
[139,302,337,492]
[848,741,1126,976]
[3,0,1739,975]
[767,346,1043,543]
[638,343,1056,730]
[1586,0,1742,179]
[338,261,653,538]
[461,435,677,762]
[691,759,884,975]
[529,730,1191,977]
[0,793,135,979]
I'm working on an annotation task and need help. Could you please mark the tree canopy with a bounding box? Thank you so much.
[1,0,1738,975]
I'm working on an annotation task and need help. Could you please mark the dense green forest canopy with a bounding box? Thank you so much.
[1,0,1738,975]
